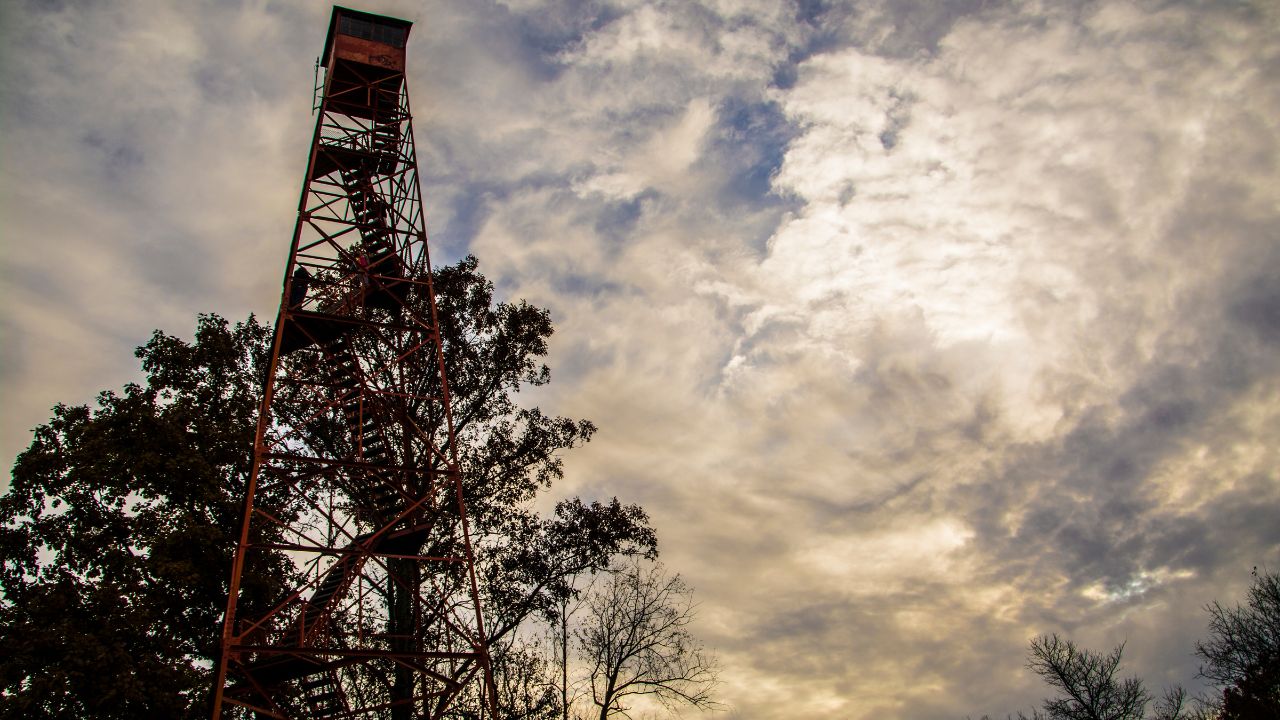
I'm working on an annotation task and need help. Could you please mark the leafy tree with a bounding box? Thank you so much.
[1196,569,1280,719]
[0,315,280,719]
[576,560,719,719]
[0,257,656,718]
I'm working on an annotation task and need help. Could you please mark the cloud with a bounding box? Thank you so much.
[2,0,1279,717]
[494,0,1279,714]
[0,0,313,462]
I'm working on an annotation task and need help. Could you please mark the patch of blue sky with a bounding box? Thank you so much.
[548,350,608,394]
[604,103,692,145]
[550,271,626,300]
[509,0,626,77]
[593,189,659,248]
[462,0,627,84]
[135,233,219,306]
[795,0,828,27]
[80,131,145,182]
[426,172,582,261]
[193,63,241,103]
[771,1,850,89]
[423,181,504,263]
[1230,271,1280,347]
[0,314,24,389]
[701,97,801,261]
[706,98,794,203]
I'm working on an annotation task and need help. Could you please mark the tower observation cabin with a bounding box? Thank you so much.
[323,8,410,112]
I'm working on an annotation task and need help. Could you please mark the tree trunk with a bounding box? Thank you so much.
[389,556,419,720]
[598,678,615,720]
[561,594,570,720]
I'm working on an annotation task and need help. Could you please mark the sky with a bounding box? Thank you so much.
[2,0,1279,717]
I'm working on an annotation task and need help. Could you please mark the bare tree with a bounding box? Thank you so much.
[1148,686,1213,720]
[576,561,720,719]
[490,636,561,720]
[550,571,596,720]
[1196,568,1280,719]
[1027,634,1150,720]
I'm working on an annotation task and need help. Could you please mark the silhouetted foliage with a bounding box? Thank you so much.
[489,637,561,720]
[1026,634,1150,720]
[995,592,1280,720]
[1197,569,1280,719]
[0,257,656,718]
[0,315,279,719]
[1150,687,1195,720]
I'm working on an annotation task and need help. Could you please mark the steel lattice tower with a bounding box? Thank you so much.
[211,7,496,718]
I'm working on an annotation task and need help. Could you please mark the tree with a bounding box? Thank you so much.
[1015,635,1201,720]
[1149,687,1197,720]
[551,571,597,720]
[988,573,1280,720]
[488,636,561,720]
[0,257,656,717]
[576,561,719,719]
[1026,634,1150,720]
[1196,569,1280,719]
[0,315,282,719]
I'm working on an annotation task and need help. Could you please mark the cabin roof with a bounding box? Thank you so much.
[321,6,413,66]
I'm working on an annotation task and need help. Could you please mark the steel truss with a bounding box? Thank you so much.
[211,44,496,720]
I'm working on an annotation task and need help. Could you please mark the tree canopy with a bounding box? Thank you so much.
[0,257,656,718]
[0,314,275,718]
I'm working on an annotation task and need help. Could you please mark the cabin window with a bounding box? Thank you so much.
[339,16,406,48]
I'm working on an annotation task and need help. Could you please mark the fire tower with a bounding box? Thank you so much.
[211,7,496,718]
